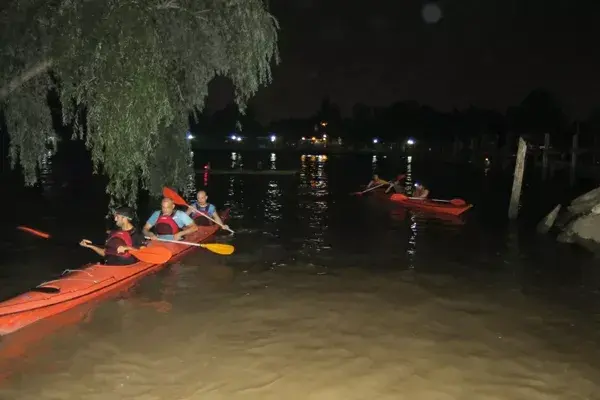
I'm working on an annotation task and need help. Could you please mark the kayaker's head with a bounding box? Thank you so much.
[113,206,134,229]
[196,190,208,206]
[161,197,176,216]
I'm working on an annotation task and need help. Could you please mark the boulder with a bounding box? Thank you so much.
[568,213,600,243]
[541,185,600,252]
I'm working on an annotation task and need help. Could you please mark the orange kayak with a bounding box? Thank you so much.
[389,194,472,216]
[0,210,230,336]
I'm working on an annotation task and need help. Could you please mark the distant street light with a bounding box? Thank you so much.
[270,135,276,142]
[186,133,194,140]
[406,138,415,145]
[373,138,379,144]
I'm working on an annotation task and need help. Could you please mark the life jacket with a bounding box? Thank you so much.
[154,213,180,235]
[192,203,214,226]
[105,229,135,261]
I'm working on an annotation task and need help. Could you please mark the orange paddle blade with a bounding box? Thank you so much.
[200,243,235,255]
[162,187,188,207]
[129,246,173,264]
[17,226,51,239]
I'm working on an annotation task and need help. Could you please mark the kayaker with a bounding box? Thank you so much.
[143,197,198,241]
[385,174,406,194]
[413,182,430,199]
[79,206,147,265]
[186,190,230,230]
[366,174,388,189]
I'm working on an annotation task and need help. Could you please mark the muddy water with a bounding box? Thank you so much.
[0,151,599,399]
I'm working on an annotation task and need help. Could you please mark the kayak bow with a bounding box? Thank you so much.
[0,210,230,336]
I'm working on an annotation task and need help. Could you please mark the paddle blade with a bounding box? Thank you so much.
[162,187,188,207]
[129,246,173,264]
[201,243,235,255]
[17,226,51,239]
[450,199,467,206]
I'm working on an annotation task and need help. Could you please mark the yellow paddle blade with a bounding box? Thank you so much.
[200,243,235,255]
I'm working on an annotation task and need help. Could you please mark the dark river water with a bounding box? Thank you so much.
[0,150,599,399]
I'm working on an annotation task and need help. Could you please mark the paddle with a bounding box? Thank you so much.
[162,187,235,234]
[147,237,235,255]
[391,194,467,206]
[17,226,173,264]
[352,182,387,196]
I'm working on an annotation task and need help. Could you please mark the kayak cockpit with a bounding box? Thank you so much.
[30,286,60,294]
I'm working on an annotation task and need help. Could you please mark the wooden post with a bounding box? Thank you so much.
[542,133,550,180]
[570,126,579,185]
[508,137,527,220]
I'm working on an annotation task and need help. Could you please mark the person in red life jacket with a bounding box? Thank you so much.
[413,182,430,199]
[143,197,198,241]
[79,207,146,265]
[385,173,406,194]
[185,190,229,229]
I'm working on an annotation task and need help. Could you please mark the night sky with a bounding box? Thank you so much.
[207,0,600,123]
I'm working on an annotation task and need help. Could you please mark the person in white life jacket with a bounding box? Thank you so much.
[413,182,430,199]
[79,207,146,266]
[186,190,229,230]
[143,197,198,241]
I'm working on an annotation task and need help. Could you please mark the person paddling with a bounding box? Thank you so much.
[385,174,406,194]
[79,207,147,265]
[366,174,388,189]
[186,190,230,230]
[413,182,430,199]
[143,197,198,241]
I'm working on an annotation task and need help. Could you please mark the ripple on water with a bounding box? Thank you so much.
[0,269,598,399]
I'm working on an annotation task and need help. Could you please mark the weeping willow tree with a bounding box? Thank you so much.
[0,0,279,206]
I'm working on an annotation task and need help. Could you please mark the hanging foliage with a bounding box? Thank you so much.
[0,0,280,206]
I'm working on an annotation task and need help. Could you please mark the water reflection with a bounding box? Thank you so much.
[299,154,329,255]
[183,151,196,200]
[407,215,417,269]
[264,180,282,224]
[38,150,55,198]
[270,152,276,170]
[230,152,243,169]
[372,155,377,172]
[405,155,414,196]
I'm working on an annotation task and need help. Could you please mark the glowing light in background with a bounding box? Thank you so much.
[422,2,443,24]
[372,138,379,144]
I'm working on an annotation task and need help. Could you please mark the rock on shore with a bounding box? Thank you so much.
[539,186,600,251]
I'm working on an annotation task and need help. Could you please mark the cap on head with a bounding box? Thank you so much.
[114,206,135,220]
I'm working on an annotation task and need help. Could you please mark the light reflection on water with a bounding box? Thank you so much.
[264,180,282,224]
[299,154,329,254]
[183,151,196,201]
[38,150,55,197]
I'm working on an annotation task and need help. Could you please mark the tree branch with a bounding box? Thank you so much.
[0,59,53,101]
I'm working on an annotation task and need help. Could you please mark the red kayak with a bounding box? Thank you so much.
[389,194,472,216]
[0,210,229,336]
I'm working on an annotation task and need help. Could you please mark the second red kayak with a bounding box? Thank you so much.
[0,210,230,336]
[389,194,472,216]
